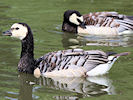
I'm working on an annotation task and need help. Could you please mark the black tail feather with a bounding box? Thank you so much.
[106,51,130,57]
[126,16,133,20]
[106,52,117,56]
[114,52,130,57]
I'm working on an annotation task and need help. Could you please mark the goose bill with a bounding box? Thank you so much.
[3,30,12,36]
[79,22,86,29]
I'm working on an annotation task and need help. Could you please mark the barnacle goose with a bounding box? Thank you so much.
[62,10,133,35]
[3,23,129,78]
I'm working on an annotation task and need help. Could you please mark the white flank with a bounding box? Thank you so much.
[78,26,118,35]
[86,56,118,76]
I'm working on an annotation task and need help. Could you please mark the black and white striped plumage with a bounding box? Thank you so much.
[62,10,133,35]
[39,49,127,77]
[3,23,129,77]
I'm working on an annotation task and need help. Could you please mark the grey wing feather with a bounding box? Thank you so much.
[83,11,133,31]
[39,49,109,73]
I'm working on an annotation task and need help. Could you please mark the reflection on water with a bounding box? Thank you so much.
[17,73,115,100]
[61,32,133,49]
[18,74,36,100]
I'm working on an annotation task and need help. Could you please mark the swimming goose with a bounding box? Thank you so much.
[3,23,129,77]
[62,10,133,35]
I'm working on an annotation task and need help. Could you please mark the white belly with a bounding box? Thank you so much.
[86,63,110,76]
[43,66,87,78]
[87,56,118,76]
[78,26,118,35]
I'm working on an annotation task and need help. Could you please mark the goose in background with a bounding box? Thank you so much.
[62,10,133,35]
[3,23,129,78]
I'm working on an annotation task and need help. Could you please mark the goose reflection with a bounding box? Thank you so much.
[42,76,116,99]
[18,73,115,100]
[18,73,36,100]
[62,32,133,49]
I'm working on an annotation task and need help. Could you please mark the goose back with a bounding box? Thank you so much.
[83,12,133,34]
[62,10,133,35]
[39,49,112,77]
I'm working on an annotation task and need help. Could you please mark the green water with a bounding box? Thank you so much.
[0,0,133,100]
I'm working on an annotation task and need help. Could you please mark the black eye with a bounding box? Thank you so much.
[16,27,19,30]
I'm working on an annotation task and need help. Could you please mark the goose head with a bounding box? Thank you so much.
[3,23,37,75]
[3,23,30,40]
[63,10,86,28]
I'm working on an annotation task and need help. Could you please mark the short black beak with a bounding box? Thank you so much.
[3,30,12,36]
[79,22,86,29]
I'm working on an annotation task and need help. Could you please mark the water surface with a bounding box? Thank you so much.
[0,0,133,100]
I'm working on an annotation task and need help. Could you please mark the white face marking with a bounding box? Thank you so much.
[69,13,83,25]
[10,23,28,40]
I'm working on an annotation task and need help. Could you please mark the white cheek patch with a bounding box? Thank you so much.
[11,23,28,40]
[78,16,83,22]
[69,13,83,25]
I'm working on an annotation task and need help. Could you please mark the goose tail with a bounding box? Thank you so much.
[107,52,130,72]
[108,52,130,64]
[114,52,130,57]
[87,52,130,76]
[126,16,133,20]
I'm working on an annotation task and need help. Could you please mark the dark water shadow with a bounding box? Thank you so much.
[17,73,115,100]
[18,73,35,100]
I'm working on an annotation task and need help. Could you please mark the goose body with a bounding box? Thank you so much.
[62,10,133,35]
[3,23,129,77]
[39,49,119,77]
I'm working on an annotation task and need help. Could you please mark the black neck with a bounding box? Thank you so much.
[21,31,34,58]
[62,21,78,33]
[18,28,35,74]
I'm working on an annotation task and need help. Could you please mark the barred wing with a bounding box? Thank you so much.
[39,49,109,75]
[83,12,133,32]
